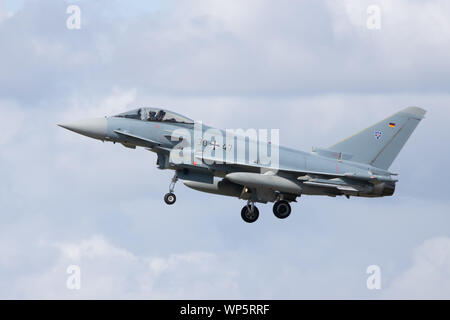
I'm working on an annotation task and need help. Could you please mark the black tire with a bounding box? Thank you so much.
[241,205,259,223]
[273,200,291,219]
[164,193,176,205]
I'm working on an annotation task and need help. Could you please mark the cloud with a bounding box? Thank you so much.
[384,237,450,299]
[0,0,450,300]
[60,86,138,120]
[0,101,25,145]
[0,0,4,22]
[12,235,240,299]
[2,0,450,104]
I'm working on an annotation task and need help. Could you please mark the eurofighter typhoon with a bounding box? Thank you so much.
[58,107,426,223]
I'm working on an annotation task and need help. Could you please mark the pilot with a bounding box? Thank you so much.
[139,108,148,121]
[155,110,166,121]
[148,111,157,121]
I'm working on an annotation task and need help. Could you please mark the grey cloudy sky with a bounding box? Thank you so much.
[0,0,450,299]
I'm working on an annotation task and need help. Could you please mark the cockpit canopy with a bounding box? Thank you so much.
[114,108,194,125]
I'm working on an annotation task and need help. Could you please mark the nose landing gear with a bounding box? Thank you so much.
[164,173,178,205]
[164,193,176,205]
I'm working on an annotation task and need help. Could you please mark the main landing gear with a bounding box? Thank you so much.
[241,201,260,223]
[273,200,292,219]
[240,200,292,223]
[164,173,178,205]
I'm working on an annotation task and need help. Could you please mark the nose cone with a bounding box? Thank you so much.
[58,118,107,140]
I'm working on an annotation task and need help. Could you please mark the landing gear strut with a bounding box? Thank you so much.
[164,173,178,205]
[241,201,259,223]
[273,200,291,219]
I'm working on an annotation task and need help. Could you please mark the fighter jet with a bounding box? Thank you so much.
[58,107,426,223]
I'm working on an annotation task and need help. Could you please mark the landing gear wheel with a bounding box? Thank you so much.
[273,200,291,219]
[241,205,259,223]
[164,172,178,205]
[164,193,176,205]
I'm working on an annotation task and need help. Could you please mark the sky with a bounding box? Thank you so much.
[0,0,450,299]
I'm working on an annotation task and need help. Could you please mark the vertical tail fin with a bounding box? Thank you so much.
[329,107,426,170]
